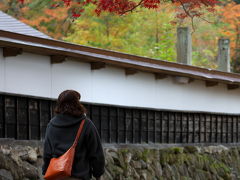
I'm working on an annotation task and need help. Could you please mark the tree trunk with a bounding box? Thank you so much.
[232,25,240,72]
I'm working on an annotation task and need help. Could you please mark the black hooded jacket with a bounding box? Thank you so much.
[42,114,105,180]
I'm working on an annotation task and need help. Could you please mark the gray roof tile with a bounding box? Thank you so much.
[0,11,51,39]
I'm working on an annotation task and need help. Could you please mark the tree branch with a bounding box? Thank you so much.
[119,0,145,14]
[178,0,195,32]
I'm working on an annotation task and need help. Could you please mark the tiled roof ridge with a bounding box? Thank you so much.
[0,11,51,39]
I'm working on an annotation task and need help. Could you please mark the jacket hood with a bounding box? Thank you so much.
[50,113,86,127]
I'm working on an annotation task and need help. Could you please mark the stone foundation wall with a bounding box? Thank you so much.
[1,139,240,180]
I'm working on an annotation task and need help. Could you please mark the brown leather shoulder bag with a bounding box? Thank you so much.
[44,119,85,180]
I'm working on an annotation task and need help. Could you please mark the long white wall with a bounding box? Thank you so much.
[1,48,240,114]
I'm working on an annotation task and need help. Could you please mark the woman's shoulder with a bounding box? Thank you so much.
[84,118,95,128]
[83,118,99,133]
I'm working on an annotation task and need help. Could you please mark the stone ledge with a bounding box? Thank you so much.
[1,139,240,180]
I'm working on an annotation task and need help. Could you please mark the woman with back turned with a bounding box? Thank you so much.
[42,90,105,180]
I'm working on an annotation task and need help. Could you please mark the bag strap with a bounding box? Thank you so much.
[72,119,85,148]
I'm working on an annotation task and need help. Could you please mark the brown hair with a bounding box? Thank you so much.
[54,90,86,117]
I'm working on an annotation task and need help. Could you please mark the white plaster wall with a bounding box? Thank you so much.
[51,60,92,101]
[1,49,240,114]
[89,66,240,114]
[47,59,240,114]
[0,49,4,92]
[90,66,126,105]
[154,78,240,113]
[1,52,51,98]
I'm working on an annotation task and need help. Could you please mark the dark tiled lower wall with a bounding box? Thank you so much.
[0,93,240,144]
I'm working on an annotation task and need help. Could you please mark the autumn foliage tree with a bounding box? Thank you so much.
[8,0,219,40]
[17,0,218,19]
[65,4,177,61]
[0,0,73,39]
[20,6,71,39]
[220,1,240,72]
[10,0,222,68]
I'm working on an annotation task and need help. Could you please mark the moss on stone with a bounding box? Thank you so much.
[184,146,200,154]
[171,147,184,154]
[180,176,193,180]
[3,140,240,180]
[112,166,124,175]
[141,149,151,162]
